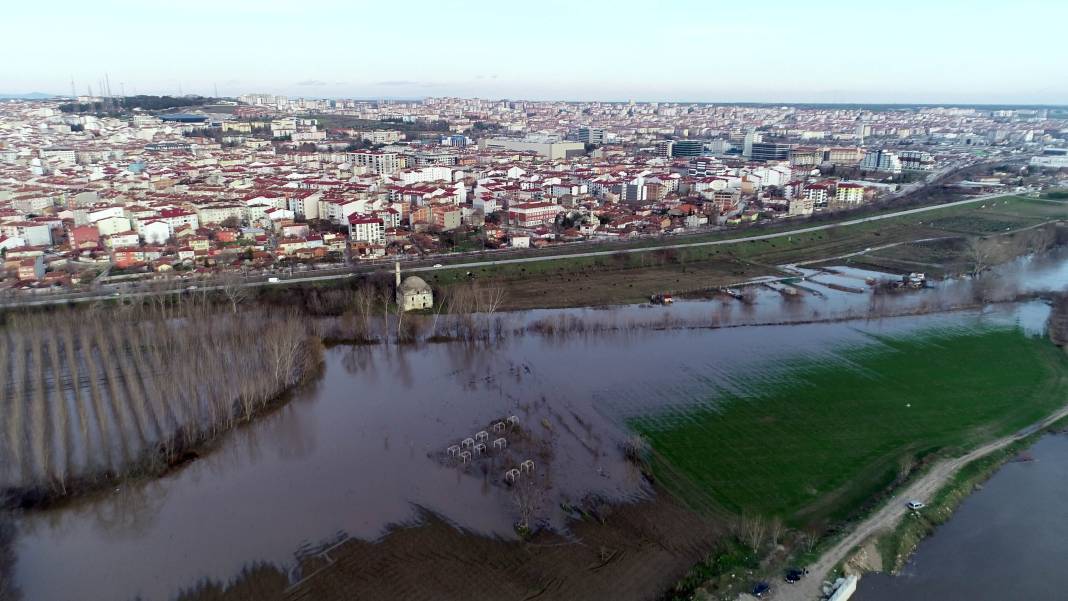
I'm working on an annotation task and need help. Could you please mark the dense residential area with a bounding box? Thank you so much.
[8,0,1068,599]
[0,96,1065,295]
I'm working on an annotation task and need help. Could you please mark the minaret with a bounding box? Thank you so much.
[395,261,401,288]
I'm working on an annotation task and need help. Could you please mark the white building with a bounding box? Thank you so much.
[859,150,903,174]
[139,220,171,244]
[788,196,815,217]
[348,215,385,244]
[479,137,585,160]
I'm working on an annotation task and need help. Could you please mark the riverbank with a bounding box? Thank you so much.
[855,432,1068,600]
[764,398,1068,601]
[870,417,1068,575]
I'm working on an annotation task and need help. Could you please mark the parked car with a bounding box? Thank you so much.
[785,567,806,583]
[906,500,926,510]
[752,581,771,598]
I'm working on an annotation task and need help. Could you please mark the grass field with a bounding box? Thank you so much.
[630,325,1068,530]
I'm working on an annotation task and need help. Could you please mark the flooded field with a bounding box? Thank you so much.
[7,249,1068,601]
[855,434,1068,601]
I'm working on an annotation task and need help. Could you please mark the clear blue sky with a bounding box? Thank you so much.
[6,0,1067,103]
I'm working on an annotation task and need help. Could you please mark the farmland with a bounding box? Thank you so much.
[631,324,1068,529]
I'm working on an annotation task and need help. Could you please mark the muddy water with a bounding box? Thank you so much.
[8,251,1068,601]
[855,434,1068,601]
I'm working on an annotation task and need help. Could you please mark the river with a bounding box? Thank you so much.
[7,250,1068,601]
[855,434,1068,601]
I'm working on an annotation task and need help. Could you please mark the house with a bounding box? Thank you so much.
[140,220,172,245]
[788,196,815,217]
[507,202,563,228]
[0,222,52,247]
[395,262,433,311]
[834,183,866,207]
[112,248,145,268]
[106,231,140,249]
[17,256,45,281]
[70,225,100,247]
[0,235,26,252]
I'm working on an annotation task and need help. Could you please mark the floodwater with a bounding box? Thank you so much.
[855,434,1068,601]
[8,249,1068,601]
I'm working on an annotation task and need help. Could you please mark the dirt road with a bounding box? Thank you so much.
[768,402,1068,601]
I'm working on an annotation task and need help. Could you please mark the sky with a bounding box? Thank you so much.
[5,0,1067,104]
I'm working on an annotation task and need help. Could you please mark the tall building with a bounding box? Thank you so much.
[749,142,791,162]
[654,140,674,158]
[576,127,605,145]
[899,150,934,171]
[789,146,823,167]
[742,130,763,158]
[859,149,902,174]
[856,122,871,144]
[671,140,703,157]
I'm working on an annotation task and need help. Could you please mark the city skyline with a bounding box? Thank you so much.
[5,0,1067,104]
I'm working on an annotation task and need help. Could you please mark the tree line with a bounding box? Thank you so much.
[0,299,322,509]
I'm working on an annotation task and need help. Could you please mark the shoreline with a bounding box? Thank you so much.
[865,423,1068,576]
[764,403,1068,601]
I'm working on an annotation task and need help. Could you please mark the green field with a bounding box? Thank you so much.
[631,325,1068,530]
[419,196,1068,308]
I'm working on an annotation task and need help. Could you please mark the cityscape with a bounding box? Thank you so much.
[0,95,1065,297]
[2,2,1068,601]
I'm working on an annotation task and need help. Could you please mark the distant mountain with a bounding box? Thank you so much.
[0,92,60,100]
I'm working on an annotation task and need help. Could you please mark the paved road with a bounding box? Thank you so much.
[0,191,1017,308]
[768,401,1068,601]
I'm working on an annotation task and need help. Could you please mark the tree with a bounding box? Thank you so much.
[219,272,249,314]
[512,474,545,534]
[740,515,767,552]
[768,516,786,548]
[965,236,1001,278]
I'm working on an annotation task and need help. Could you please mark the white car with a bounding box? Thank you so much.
[433,263,443,268]
[906,500,925,510]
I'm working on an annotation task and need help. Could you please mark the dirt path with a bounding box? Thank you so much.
[768,402,1068,601]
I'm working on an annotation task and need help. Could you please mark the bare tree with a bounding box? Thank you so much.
[511,474,545,534]
[219,272,249,314]
[479,285,507,313]
[965,236,1001,278]
[768,516,786,548]
[740,514,767,552]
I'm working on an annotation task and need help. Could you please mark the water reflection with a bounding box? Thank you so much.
[9,248,1068,601]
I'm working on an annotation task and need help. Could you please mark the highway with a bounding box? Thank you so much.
[0,189,1016,309]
